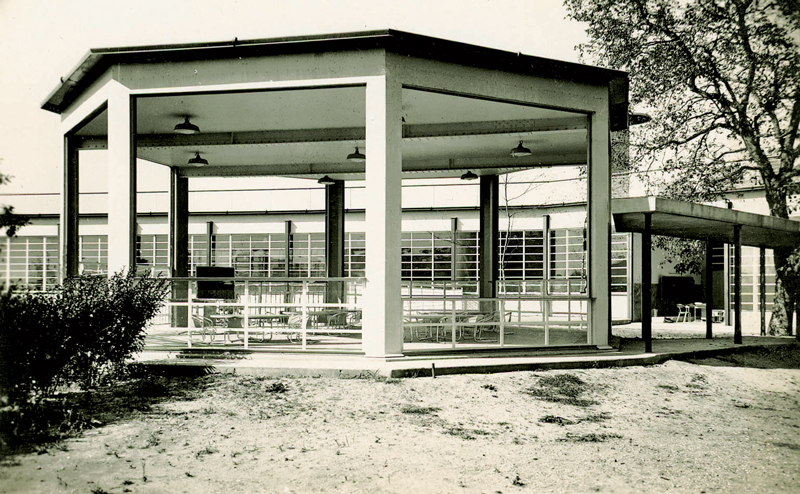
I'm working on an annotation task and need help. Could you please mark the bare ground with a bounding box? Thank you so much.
[1,347,799,494]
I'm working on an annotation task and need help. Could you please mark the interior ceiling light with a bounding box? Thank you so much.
[317,175,336,185]
[346,147,366,162]
[174,116,200,135]
[510,141,532,158]
[460,170,478,181]
[188,152,208,167]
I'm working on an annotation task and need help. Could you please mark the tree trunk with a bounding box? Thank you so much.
[769,279,790,336]
[763,184,799,335]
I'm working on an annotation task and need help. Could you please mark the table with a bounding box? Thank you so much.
[210,313,297,342]
[404,312,477,341]
[404,313,445,341]
[691,303,705,321]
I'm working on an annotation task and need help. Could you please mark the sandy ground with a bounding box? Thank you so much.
[1,350,799,494]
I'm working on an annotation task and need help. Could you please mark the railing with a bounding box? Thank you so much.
[150,277,589,352]
[156,277,365,351]
[402,279,590,349]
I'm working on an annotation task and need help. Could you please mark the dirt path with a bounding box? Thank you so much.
[2,354,799,493]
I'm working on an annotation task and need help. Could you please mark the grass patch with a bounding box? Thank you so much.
[656,384,680,392]
[539,412,611,425]
[539,415,575,426]
[195,445,219,459]
[400,404,441,415]
[578,412,611,423]
[524,373,598,407]
[265,382,288,394]
[444,426,491,440]
[557,432,622,443]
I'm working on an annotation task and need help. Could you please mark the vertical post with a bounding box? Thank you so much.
[588,113,611,348]
[169,170,189,275]
[107,89,137,275]
[450,217,458,283]
[62,134,80,280]
[169,168,189,328]
[642,213,652,353]
[760,246,766,337]
[543,214,551,294]
[284,220,292,304]
[724,243,731,326]
[325,180,345,304]
[206,221,214,266]
[363,75,403,357]
[734,225,742,344]
[479,175,499,313]
[243,280,249,350]
[705,239,714,339]
[284,220,292,277]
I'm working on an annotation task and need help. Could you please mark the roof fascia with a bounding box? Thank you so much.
[42,29,628,128]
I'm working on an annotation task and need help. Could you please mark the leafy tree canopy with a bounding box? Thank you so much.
[566,0,799,215]
[565,0,800,333]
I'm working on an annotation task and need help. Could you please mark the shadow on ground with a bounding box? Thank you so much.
[0,370,217,459]
[686,344,800,369]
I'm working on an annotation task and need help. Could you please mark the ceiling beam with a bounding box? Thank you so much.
[75,116,587,150]
[176,155,587,178]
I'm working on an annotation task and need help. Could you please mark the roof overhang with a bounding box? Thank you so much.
[41,29,629,130]
[612,196,800,249]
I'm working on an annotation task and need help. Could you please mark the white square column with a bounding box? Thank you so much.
[362,76,404,357]
[107,84,137,275]
[588,112,611,348]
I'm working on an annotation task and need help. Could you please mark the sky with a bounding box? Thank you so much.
[0,0,589,196]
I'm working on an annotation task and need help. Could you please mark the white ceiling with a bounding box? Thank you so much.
[76,87,588,180]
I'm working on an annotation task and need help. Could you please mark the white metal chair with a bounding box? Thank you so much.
[676,304,690,322]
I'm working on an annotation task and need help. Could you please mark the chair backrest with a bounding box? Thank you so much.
[287,313,304,328]
[328,311,348,328]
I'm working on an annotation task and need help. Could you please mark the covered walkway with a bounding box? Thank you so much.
[613,196,800,351]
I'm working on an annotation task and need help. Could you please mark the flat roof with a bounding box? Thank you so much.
[612,196,800,248]
[41,29,628,129]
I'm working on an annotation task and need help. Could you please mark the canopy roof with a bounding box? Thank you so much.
[42,30,628,120]
[612,196,800,248]
[41,30,629,182]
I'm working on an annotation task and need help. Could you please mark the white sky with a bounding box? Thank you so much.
[0,0,588,195]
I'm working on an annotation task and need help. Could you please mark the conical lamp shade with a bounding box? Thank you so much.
[188,152,208,167]
[174,117,200,135]
[510,141,532,157]
[346,147,366,162]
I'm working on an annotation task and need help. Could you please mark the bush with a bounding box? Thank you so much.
[0,270,168,405]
